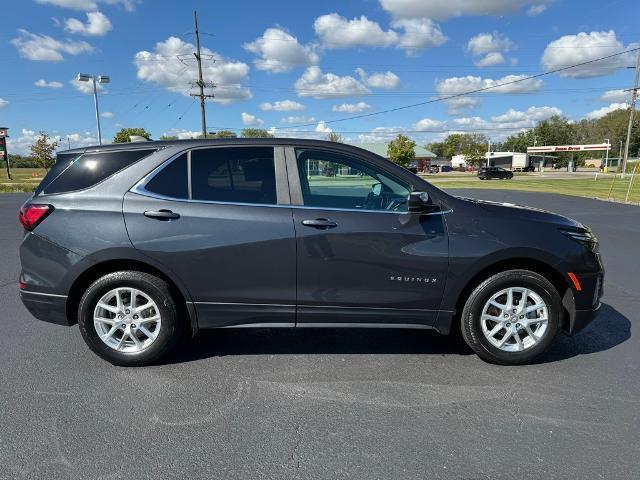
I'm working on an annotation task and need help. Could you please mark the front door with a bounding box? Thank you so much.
[288,147,449,327]
[123,145,296,327]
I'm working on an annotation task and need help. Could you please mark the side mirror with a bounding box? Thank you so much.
[407,191,439,213]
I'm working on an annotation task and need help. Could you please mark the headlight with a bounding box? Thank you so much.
[560,228,598,252]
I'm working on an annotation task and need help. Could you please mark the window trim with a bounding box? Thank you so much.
[132,145,290,207]
[286,146,414,214]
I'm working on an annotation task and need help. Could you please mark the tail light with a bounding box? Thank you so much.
[19,204,54,231]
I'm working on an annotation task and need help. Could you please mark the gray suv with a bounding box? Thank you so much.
[18,139,603,366]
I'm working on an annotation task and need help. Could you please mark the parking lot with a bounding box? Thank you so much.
[1,189,639,480]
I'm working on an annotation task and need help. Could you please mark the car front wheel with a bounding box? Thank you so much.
[460,269,561,365]
[78,271,180,366]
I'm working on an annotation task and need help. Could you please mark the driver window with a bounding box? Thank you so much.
[296,148,410,212]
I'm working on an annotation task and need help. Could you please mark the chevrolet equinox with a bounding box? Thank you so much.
[18,139,604,366]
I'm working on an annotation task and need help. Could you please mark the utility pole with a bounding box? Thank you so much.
[190,11,215,139]
[622,50,640,179]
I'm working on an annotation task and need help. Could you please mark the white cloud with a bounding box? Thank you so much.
[64,11,112,36]
[475,52,506,67]
[10,29,93,62]
[294,66,370,98]
[134,37,251,103]
[467,32,514,66]
[332,102,372,113]
[585,103,628,120]
[259,100,305,111]
[34,79,64,88]
[379,0,550,20]
[491,106,561,126]
[356,68,400,89]
[100,111,113,118]
[244,28,318,73]
[527,4,547,15]
[357,126,406,143]
[282,115,316,124]
[412,118,443,131]
[70,76,105,93]
[162,129,202,140]
[601,89,630,103]
[392,18,447,53]
[314,13,398,49]
[436,74,543,112]
[445,97,480,113]
[313,13,446,54]
[35,0,140,11]
[541,31,636,78]
[241,112,264,126]
[7,128,98,155]
[315,121,333,134]
[0,98,8,109]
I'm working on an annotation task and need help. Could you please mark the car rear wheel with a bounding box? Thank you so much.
[460,269,561,365]
[78,271,180,366]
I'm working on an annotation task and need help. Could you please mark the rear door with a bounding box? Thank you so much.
[287,146,449,327]
[123,145,296,328]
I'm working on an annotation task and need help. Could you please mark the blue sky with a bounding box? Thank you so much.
[1,0,638,154]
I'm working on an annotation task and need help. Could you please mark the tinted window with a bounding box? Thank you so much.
[296,149,410,212]
[34,152,82,196]
[145,153,188,199]
[190,147,276,204]
[43,149,156,195]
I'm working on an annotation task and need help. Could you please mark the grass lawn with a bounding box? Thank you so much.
[0,167,46,193]
[430,176,640,204]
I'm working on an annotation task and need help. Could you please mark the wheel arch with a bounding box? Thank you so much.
[65,258,197,333]
[446,257,572,334]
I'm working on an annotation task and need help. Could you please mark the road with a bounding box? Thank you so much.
[0,190,638,480]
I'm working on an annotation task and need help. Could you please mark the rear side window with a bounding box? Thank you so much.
[41,149,156,195]
[144,153,188,199]
[142,147,276,204]
[190,147,276,204]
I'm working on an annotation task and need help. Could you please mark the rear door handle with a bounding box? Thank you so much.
[301,218,337,229]
[143,209,180,220]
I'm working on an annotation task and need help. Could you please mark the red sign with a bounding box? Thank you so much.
[527,143,611,153]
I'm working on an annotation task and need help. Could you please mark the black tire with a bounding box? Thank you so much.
[460,269,561,365]
[78,271,181,366]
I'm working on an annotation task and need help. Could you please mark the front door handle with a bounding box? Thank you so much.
[144,209,180,220]
[301,218,337,229]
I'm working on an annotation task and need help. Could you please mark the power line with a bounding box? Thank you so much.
[273,47,640,131]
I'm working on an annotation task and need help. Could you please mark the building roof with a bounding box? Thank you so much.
[353,143,436,158]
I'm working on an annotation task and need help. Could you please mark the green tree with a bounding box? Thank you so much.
[461,133,488,168]
[113,127,152,143]
[211,130,237,138]
[159,135,179,141]
[30,132,58,170]
[326,132,344,143]
[387,134,416,168]
[240,128,274,138]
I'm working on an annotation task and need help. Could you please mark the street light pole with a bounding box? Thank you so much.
[92,76,102,145]
[77,73,110,145]
[622,50,640,179]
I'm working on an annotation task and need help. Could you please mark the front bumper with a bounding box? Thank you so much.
[562,270,604,336]
[20,290,72,326]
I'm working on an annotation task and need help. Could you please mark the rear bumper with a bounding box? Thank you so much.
[19,290,72,326]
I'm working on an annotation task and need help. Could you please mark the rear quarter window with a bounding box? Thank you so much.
[40,149,156,195]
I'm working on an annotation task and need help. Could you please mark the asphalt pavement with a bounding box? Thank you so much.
[0,190,639,480]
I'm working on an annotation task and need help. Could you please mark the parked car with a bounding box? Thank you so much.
[478,166,514,180]
[406,161,419,174]
[440,165,453,172]
[19,139,603,366]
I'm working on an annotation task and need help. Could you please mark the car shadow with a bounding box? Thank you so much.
[160,303,630,365]
[540,303,632,363]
